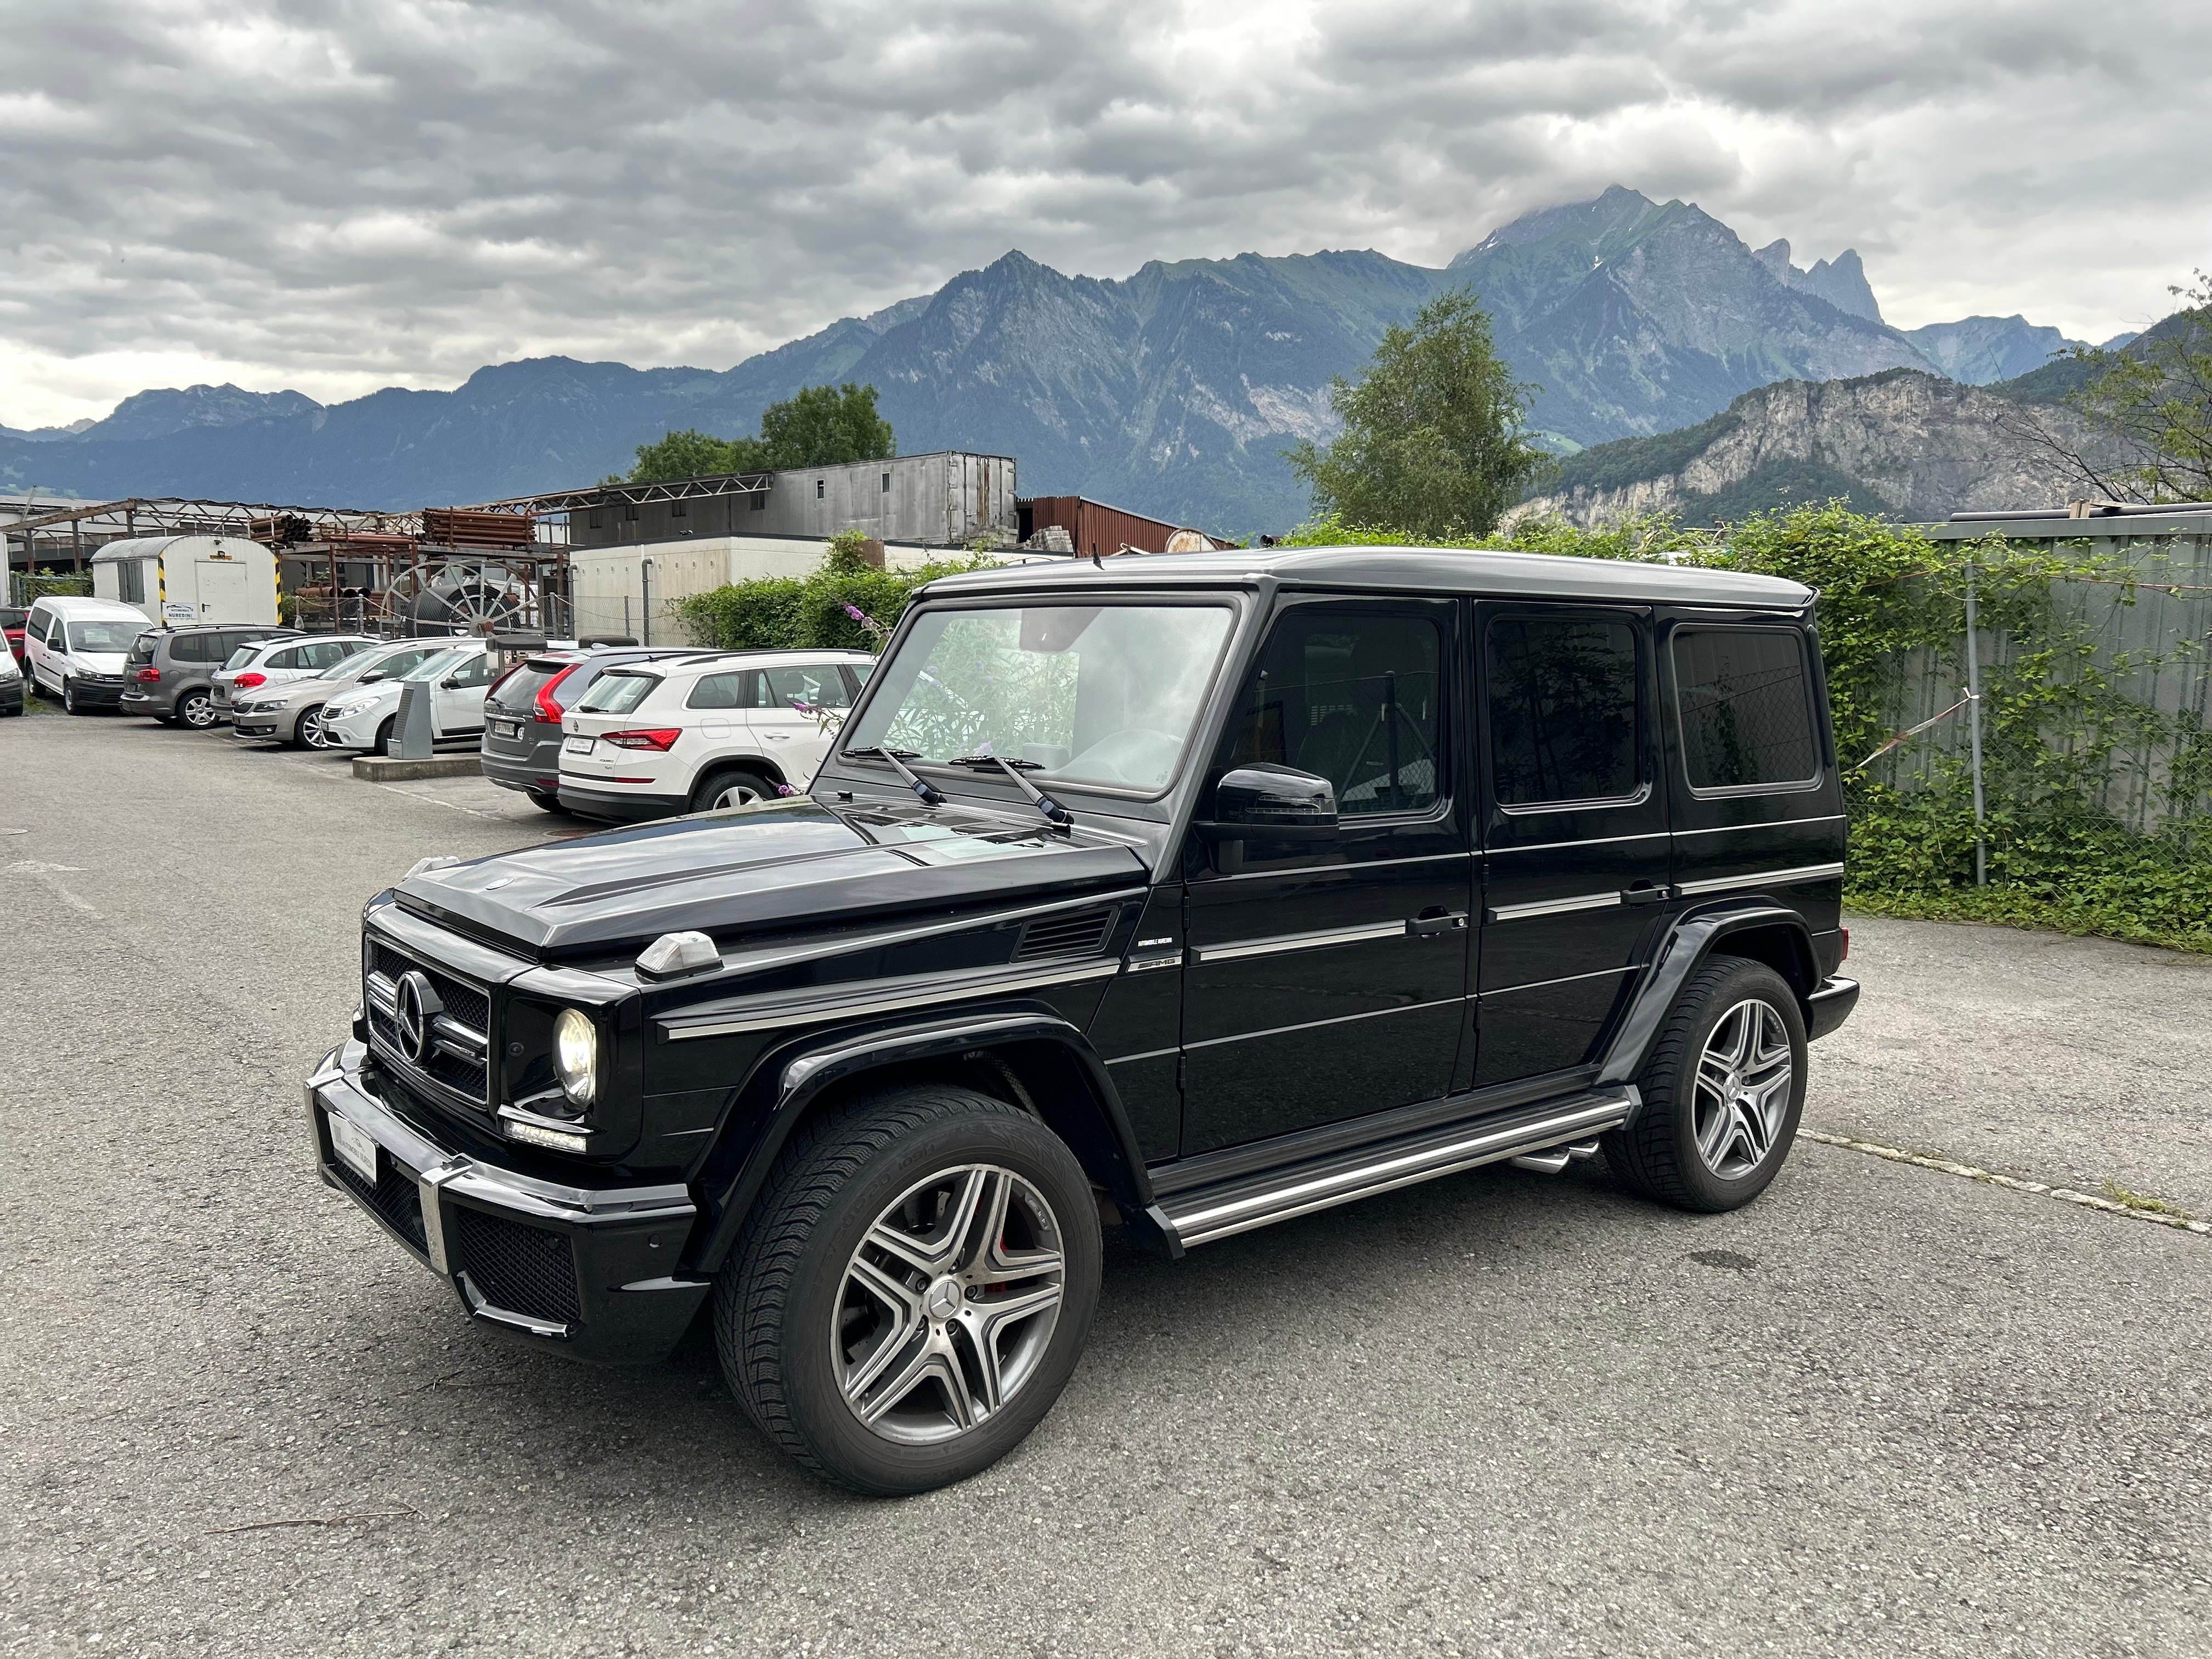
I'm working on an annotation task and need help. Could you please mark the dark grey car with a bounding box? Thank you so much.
[481,647,702,810]
[121,624,302,729]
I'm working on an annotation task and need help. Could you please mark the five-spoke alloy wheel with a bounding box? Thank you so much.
[715,1085,1101,1495]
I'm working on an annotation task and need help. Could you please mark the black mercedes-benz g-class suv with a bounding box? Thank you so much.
[308,547,1858,1493]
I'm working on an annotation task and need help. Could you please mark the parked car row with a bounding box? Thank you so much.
[8,591,879,826]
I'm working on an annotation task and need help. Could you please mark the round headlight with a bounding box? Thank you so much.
[553,1007,599,1108]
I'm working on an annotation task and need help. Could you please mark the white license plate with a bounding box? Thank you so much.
[563,734,594,754]
[328,1111,379,1185]
[493,719,522,738]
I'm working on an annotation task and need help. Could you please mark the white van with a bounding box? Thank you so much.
[89,535,281,629]
[22,596,156,714]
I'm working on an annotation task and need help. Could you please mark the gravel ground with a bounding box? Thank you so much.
[3,710,2207,1658]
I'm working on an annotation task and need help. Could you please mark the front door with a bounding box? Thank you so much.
[1474,605,1670,1086]
[1178,599,1471,1158]
[431,652,492,737]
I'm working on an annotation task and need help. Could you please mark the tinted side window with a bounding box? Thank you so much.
[1673,629,1819,791]
[1487,616,1639,806]
[577,672,659,715]
[687,670,759,710]
[1216,606,1443,818]
[764,664,851,709]
[445,654,491,689]
[264,645,308,670]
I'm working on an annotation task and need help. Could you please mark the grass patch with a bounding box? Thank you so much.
[2097,1179,2196,1218]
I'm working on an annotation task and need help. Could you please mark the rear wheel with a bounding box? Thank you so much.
[714,1086,1102,1496]
[176,689,217,730]
[690,764,776,813]
[1604,956,1807,1213]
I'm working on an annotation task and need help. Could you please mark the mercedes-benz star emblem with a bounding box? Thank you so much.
[394,970,443,1065]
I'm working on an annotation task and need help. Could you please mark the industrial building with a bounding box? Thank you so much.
[565,452,1016,551]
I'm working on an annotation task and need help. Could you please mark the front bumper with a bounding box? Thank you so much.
[306,1039,708,1364]
[1806,975,1860,1041]
[69,678,127,707]
[319,702,390,750]
[0,680,20,713]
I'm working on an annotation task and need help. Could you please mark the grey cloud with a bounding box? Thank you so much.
[1,0,2205,425]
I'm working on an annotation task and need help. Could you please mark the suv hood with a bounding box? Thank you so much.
[397,797,1151,961]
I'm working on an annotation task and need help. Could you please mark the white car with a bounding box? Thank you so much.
[318,642,494,754]
[212,634,379,721]
[230,636,459,747]
[21,595,153,715]
[557,650,872,821]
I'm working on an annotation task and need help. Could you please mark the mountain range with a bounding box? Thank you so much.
[1,187,2101,533]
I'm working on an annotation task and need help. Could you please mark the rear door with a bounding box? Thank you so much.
[1474,605,1670,1087]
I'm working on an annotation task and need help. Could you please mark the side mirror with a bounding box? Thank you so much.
[439,677,462,690]
[1195,764,1339,843]
[360,671,386,682]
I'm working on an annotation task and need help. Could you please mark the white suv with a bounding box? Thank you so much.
[557,650,872,821]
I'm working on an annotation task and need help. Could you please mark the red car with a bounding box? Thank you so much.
[1,607,26,670]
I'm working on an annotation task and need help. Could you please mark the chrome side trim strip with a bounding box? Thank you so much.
[1183,996,1463,1052]
[1487,890,1621,922]
[1484,830,1671,856]
[1211,849,1470,882]
[1191,919,1408,964]
[660,960,1125,1041]
[1165,1092,1634,1247]
[1484,963,1635,996]
[1675,862,1847,896]
[1673,815,1847,838]
[1104,1046,1178,1066]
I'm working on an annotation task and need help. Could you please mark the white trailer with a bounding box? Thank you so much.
[89,535,283,628]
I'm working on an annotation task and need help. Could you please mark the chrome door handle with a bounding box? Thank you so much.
[1406,912,1469,937]
[1621,883,1670,905]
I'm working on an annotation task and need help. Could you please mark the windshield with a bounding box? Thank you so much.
[843,602,1235,794]
[402,647,471,683]
[68,622,143,654]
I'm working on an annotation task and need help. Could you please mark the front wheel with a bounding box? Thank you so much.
[714,1086,1102,1496]
[61,678,82,715]
[1604,956,1807,1213]
[294,704,328,748]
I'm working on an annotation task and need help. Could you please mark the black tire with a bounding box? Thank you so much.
[375,715,397,757]
[525,788,567,814]
[690,764,778,814]
[1604,956,1807,1214]
[176,689,217,730]
[61,679,82,715]
[714,1085,1102,1496]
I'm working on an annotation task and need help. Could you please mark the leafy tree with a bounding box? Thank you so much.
[2010,273,2212,504]
[626,382,895,483]
[2066,272,2212,502]
[1285,289,1552,539]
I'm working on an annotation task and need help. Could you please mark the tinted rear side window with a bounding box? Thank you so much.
[1487,616,1639,805]
[688,670,760,710]
[1673,629,1819,791]
[764,663,853,709]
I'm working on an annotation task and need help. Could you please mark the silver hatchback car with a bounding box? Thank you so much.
[229,637,458,747]
[212,635,379,724]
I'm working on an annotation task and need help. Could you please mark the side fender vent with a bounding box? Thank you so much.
[1012,906,1118,962]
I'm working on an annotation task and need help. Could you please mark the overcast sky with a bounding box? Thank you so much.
[3,0,2205,428]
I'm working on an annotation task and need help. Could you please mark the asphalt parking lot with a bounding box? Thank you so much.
[4,708,2208,1658]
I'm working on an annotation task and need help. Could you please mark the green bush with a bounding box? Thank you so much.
[675,535,985,653]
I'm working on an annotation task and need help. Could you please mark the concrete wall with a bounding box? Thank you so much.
[563,533,1045,646]
[568,452,1017,552]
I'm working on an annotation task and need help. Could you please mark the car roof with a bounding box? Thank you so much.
[599,649,872,678]
[36,596,153,618]
[919,546,1815,610]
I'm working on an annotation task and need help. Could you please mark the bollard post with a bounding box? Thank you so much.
[393,681,436,760]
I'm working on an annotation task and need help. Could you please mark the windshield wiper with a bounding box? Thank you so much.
[949,753,1073,826]
[841,746,944,806]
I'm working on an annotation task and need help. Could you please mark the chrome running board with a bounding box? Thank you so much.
[1156,1091,1634,1249]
